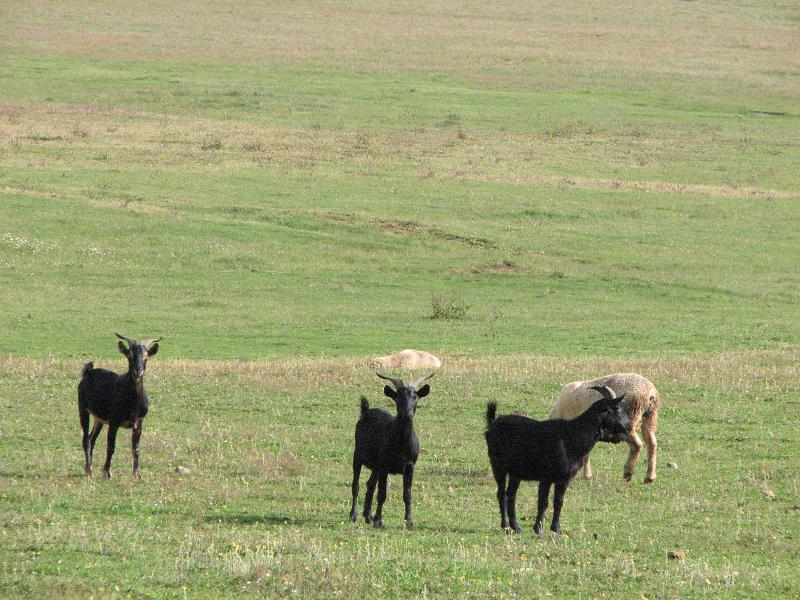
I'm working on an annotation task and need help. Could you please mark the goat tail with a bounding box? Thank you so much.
[485,401,498,427]
[359,395,369,416]
[81,362,94,379]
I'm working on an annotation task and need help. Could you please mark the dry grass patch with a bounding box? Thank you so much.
[4,348,798,397]
[2,0,798,96]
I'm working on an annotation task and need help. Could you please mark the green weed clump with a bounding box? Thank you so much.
[431,295,470,320]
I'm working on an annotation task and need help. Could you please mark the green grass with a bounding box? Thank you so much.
[1,354,799,598]
[1,0,799,597]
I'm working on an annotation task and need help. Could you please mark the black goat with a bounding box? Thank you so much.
[484,385,631,534]
[78,333,160,479]
[349,372,433,529]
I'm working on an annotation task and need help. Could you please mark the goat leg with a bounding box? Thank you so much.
[372,472,388,528]
[506,477,522,533]
[534,481,551,534]
[102,424,119,479]
[349,460,361,522]
[402,464,414,529]
[550,480,569,535]
[79,409,92,476]
[362,471,378,524]
[131,420,143,479]
[86,419,103,477]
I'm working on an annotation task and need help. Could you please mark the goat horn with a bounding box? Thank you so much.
[409,373,435,389]
[141,337,161,348]
[376,372,404,389]
[590,385,617,400]
[115,332,136,345]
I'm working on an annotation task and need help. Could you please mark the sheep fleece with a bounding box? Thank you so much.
[370,350,442,371]
[549,373,659,421]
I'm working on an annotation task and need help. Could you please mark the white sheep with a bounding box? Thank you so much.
[548,373,660,483]
[370,349,442,371]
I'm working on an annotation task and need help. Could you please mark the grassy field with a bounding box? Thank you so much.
[1,1,799,598]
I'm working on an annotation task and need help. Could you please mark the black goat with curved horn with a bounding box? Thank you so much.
[78,333,161,478]
[349,372,434,528]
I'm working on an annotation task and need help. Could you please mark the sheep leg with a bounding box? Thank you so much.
[362,470,378,524]
[534,481,551,534]
[373,472,388,529]
[349,459,362,522]
[102,424,119,479]
[402,463,414,529]
[86,418,104,477]
[131,420,143,479]
[623,430,643,482]
[493,471,509,530]
[641,411,658,483]
[582,454,592,479]
[505,476,522,533]
[550,480,569,534]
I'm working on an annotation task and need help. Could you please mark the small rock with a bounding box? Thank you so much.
[666,462,678,470]
[763,489,775,499]
[667,551,685,561]
[175,466,190,475]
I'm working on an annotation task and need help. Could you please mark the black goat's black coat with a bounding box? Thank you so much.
[354,404,420,475]
[349,379,431,529]
[484,397,630,534]
[485,413,595,483]
[78,365,149,428]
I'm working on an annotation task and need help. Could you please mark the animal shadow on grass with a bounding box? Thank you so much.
[406,522,483,535]
[203,513,314,526]
[203,513,360,529]
[203,513,311,525]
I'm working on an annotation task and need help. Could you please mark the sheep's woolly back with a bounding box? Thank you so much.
[548,373,659,422]
[370,349,442,371]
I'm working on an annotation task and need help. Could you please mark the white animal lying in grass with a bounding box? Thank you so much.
[548,373,660,483]
[370,349,442,371]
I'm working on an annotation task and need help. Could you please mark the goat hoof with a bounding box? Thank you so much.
[623,473,633,482]
[373,519,384,529]
[84,467,93,477]
[364,514,373,525]
[103,470,111,479]
[349,513,358,523]
[404,520,414,530]
[533,524,544,535]
[643,476,655,484]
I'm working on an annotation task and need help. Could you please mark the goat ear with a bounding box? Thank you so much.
[416,384,430,398]
[147,343,159,357]
[383,385,397,400]
[118,341,130,356]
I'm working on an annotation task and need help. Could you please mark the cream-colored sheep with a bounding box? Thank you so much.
[548,373,660,483]
[370,349,442,371]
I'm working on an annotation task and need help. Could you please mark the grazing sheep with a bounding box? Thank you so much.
[370,349,441,371]
[485,386,632,534]
[78,333,160,479]
[548,373,660,483]
[349,372,433,529]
